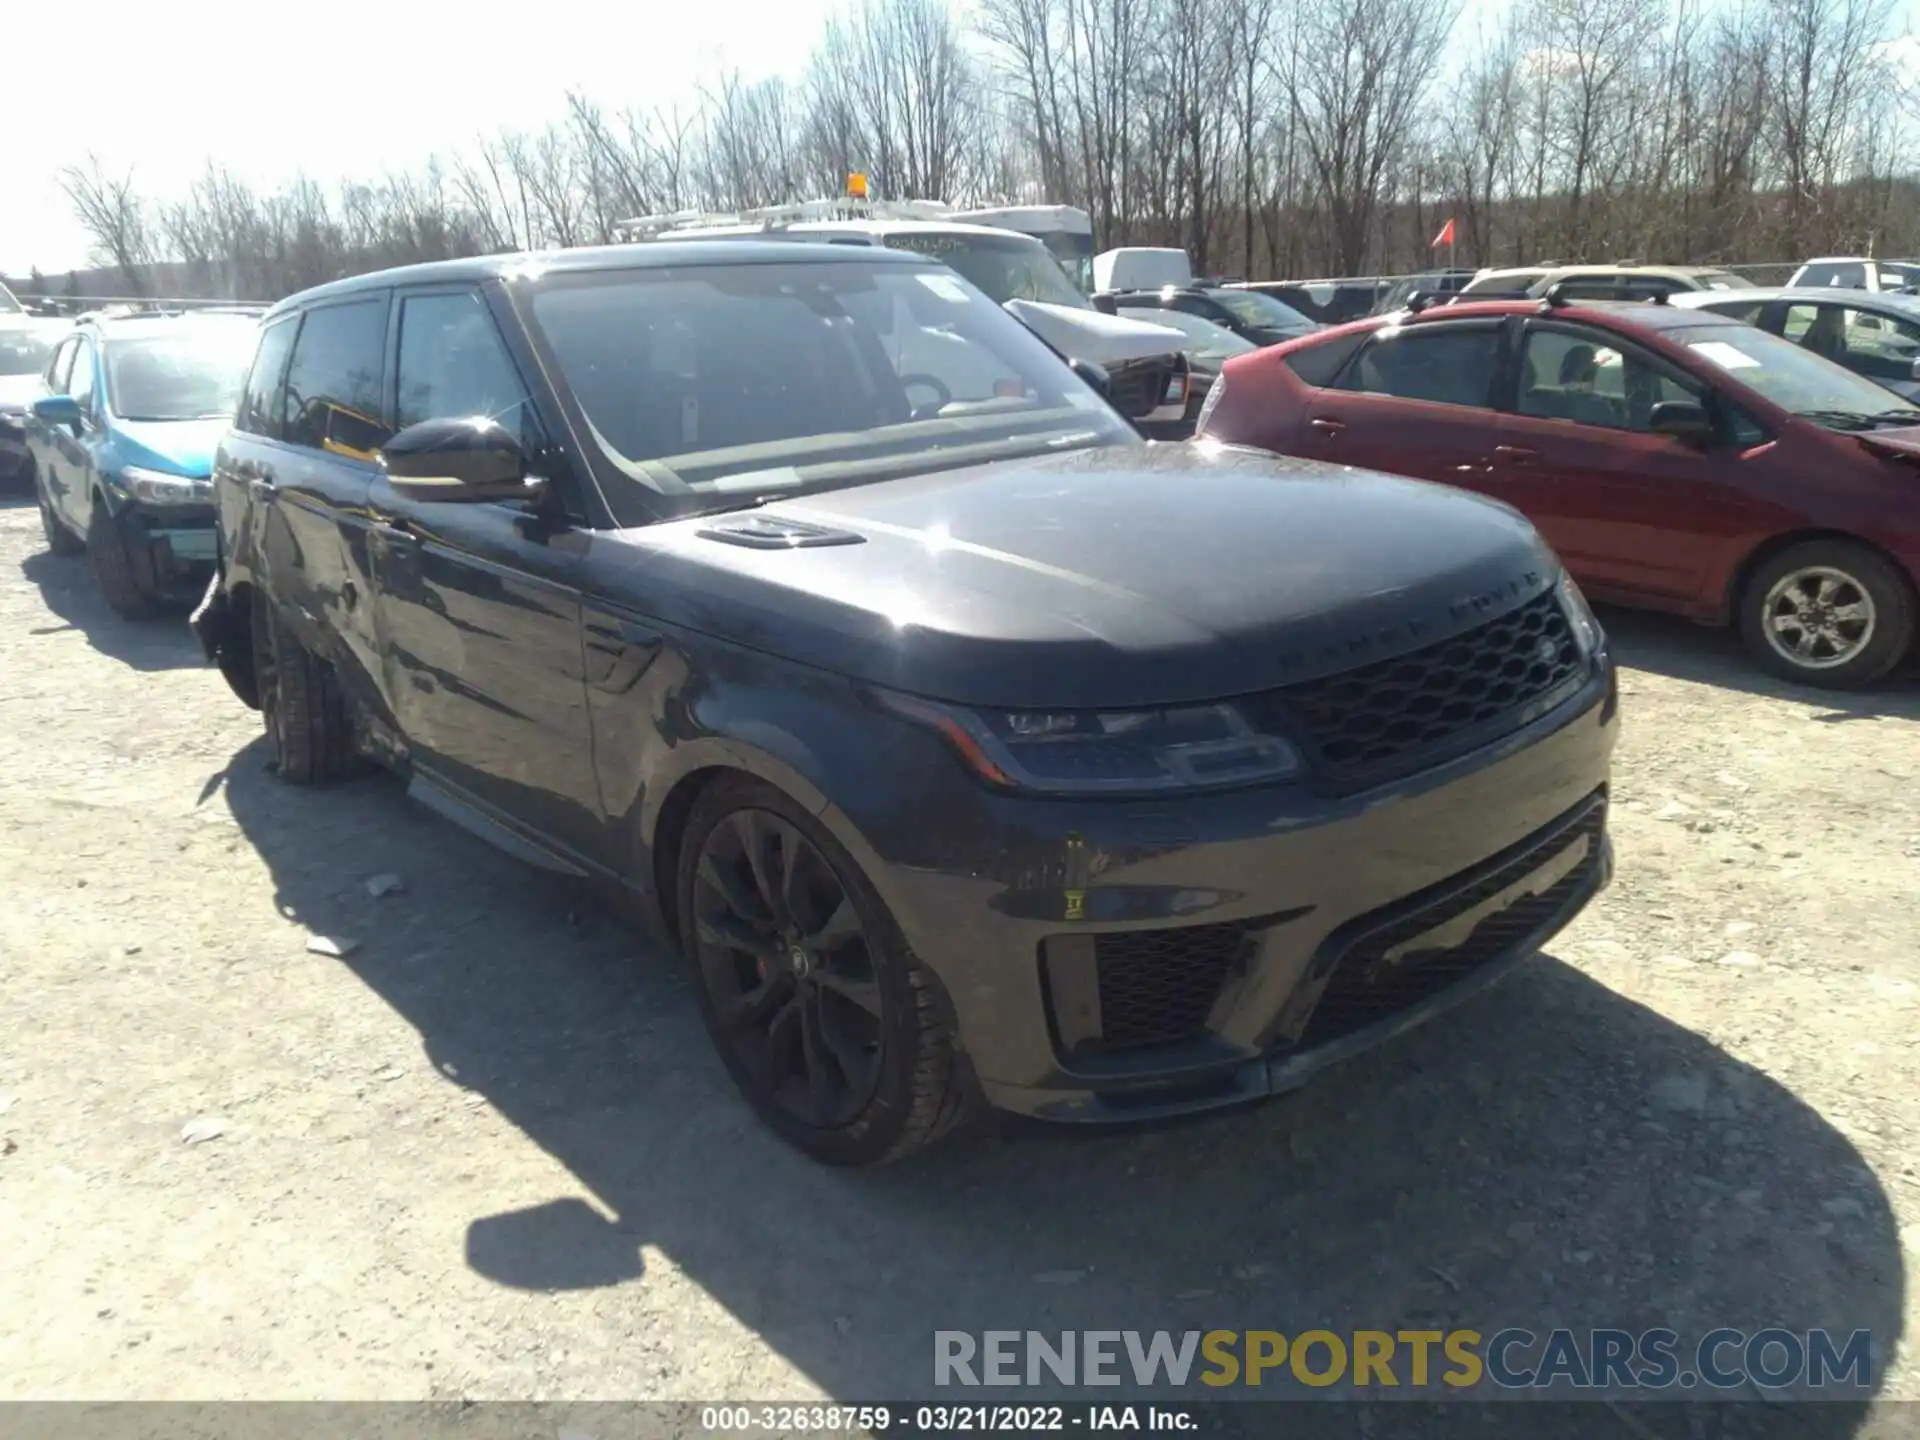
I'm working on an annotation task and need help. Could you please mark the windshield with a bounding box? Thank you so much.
[1674,323,1920,424]
[526,259,1135,504]
[104,325,255,421]
[1693,271,1754,290]
[1038,233,1095,294]
[1119,307,1255,368]
[877,231,1092,310]
[0,326,55,377]
[1206,288,1316,334]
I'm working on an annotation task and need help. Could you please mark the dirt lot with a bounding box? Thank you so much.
[2,493,1919,1426]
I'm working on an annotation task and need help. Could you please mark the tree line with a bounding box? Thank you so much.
[37,0,1920,302]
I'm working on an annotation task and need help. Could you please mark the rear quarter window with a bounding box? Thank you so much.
[1281,331,1368,387]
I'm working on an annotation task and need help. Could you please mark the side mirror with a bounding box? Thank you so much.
[31,393,82,429]
[1069,357,1112,398]
[1649,400,1716,445]
[380,417,541,503]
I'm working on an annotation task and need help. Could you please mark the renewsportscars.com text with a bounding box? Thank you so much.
[933,1328,1873,1392]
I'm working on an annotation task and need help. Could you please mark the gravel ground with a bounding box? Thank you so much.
[2,494,1919,1431]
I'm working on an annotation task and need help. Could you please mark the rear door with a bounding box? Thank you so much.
[1291,319,1507,489]
[254,295,393,718]
[1489,319,1769,604]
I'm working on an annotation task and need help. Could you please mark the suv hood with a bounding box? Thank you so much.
[601,443,1561,709]
[1004,299,1190,366]
[1858,425,1920,461]
[111,417,229,478]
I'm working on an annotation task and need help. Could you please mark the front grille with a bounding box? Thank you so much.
[1094,922,1249,1049]
[1267,588,1586,789]
[1297,793,1606,1047]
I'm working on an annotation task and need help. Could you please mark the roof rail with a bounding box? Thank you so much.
[615,197,955,241]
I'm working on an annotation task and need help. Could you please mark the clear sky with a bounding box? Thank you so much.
[8,0,1916,277]
[0,0,844,275]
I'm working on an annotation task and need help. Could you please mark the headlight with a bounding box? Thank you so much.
[1557,573,1602,657]
[877,690,1301,795]
[119,467,212,506]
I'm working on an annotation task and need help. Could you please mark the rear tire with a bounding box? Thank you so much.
[253,589,365,784]
[86,497,158,619]
[1738,539,1913,689]
[677,775,973,1165]
[34,465,83,556]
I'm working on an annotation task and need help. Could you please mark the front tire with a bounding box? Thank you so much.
[34,465,83,556]
[1738,540,1913,688]
[677,776,972,1165]
[86,496,159,618]
[253,589,365,784]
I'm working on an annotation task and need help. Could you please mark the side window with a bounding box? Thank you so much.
[394,291,544,450]
[1835,306,1920,382]
[237,315,299,439]
[68,339,96,414]
[1337,326,1502,408]
[1281,331,1369,387]
[1782,303,1847,364]
[47,336,77,392]
[281,299,390,460]
[1517,327,1696,432]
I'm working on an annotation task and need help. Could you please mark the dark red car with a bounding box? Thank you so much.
[1198,297,1920,687]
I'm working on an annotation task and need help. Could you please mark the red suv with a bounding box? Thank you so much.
[1198,297,1920,687]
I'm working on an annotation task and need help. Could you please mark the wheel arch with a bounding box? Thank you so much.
[1724,528,1919,623]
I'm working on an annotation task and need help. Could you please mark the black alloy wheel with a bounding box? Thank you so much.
[677,776,972,1164]
[693,807,885,1127]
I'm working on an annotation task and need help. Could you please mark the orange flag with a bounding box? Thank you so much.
[1430,218,1457,249]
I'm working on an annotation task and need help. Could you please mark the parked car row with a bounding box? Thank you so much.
[1197,289,1920,688]
[18,240,1622,1166]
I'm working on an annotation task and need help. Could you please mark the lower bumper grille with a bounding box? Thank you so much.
[1298,791,1607,1047]
[1043,920,1252,1055]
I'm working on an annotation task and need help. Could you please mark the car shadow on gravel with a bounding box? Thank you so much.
[1601,605,1920,721]
[214,742,1903,1434]
[16,549,203,671]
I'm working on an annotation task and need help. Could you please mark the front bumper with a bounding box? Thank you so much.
[858,656,1620,1124]
[110,499,219,593]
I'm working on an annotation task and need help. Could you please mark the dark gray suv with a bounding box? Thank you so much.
[193,241,1618,1164]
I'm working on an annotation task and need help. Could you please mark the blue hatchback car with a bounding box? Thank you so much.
[28,311,258,616]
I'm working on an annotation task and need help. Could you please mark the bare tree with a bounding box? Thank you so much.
[60,156,156,294]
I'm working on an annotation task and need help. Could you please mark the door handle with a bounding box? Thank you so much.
[1308,417,1345,435]
[1493,445,1538,463]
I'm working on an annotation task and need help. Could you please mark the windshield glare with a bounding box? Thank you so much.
[1676,324,1920,418]
[0,327,54,377]
[527,260,1135,500]
[1123,308,1255,366]
[106,326,254,420]
[878,232,1091,310]
[1209,288,1314,332]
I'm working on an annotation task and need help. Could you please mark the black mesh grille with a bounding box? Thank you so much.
[1269,588,1585,787]
[1091,922,1250,1050]
[1299,795,1606,1047]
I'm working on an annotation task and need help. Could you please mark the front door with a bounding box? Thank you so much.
[366,287,602,862]
[1489,320,1768,605]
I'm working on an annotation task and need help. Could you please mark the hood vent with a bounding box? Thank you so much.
[697,515,867,550]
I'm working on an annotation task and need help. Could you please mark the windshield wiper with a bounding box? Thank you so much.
[1793,409,1880,431]
[1864,409,1920,427]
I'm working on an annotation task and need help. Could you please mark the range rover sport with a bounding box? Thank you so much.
[193,242,1618,1164]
